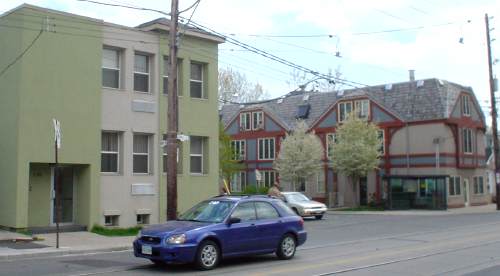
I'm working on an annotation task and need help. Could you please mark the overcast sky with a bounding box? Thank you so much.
[1,0,499,122]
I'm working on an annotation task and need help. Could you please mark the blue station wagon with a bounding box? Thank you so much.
[133,195,307,270]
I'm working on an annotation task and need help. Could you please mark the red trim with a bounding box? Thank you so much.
[389,153,456,158]
[232,131,285,140]
[391,164,457,168]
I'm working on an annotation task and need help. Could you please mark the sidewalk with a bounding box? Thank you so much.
[0,231,134,261]
[329,203,499,216]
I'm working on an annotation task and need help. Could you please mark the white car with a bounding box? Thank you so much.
[282,192,327,220]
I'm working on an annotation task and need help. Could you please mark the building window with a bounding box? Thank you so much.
[190,136,205,174]
[133,134,150,174]
[101,132,119,173]
[240,112,251,131]
[378,130,385,155]
[231,140,246,160]
[190,62,204,98]
[317,170,325,193]
[449,176,461,196]
[134,53,150,92]
[262,171,276,187]
[462,95,470,116]
[102,48,120,89]
[252,111,264,130]
[338,102,352,122]
[231,171,247,192]
[473,176,484,194]
[354,100,370,120]
[258,137,275,160]
[295,177,306,192]
[462,128,473,154]
[162,134,182,173]
[136,214,150,225]
[163,56,180,94]
[104,215,119,226]
[326,133,336,159]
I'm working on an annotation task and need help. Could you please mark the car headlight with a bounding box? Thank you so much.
[166,234,186,245]
[136,230,142,239]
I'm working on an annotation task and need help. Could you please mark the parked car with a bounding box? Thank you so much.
[282,192,327,219]
[133,195,307,270]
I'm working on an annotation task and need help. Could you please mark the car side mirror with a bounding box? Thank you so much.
[228,217,241,224]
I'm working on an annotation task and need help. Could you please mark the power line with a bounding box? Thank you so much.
[0,29,43,78]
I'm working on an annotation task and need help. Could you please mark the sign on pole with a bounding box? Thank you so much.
[255,169,262,182]
[53,119,61,149]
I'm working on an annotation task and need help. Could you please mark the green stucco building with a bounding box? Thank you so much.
[0,4,223,230]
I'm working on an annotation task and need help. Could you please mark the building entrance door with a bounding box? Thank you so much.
[51,167,75,224]
[360,177,368,206]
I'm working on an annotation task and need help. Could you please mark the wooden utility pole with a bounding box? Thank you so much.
[485,14,500,210]
[166,0,179,220]
[52,119,62,248]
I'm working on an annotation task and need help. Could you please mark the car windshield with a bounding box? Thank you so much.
[285,193,310,202]
[178,200,235,223]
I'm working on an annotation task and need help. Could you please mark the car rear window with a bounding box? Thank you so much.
[255,202,280,219]
[274,200,297,216]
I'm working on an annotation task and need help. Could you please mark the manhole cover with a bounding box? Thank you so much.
[0,240,50,249]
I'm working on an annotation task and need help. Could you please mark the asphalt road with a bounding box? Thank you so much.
[2,212,500,276]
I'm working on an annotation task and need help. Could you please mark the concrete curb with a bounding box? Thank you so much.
[327,210,499,216]
[0,245,133,261]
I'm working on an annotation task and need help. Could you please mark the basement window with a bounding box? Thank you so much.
[136,214,150,225]
[104,215,119,226]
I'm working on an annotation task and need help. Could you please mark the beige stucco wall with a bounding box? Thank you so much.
[390,123,456,155]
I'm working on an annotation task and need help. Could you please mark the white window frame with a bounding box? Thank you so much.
[133,134,150,174]
[462,128,473,154]
[338,102,352,122]
[449,176,461,196]
[231,171,247,192]
[136,214,150,225]
[378,130,385,155]
[102,47,120,89]
[104,215,119,226]
[258,137,275,160]
[190,136,204,174]
[252,111,264,130]
[163,56,180,95]
[101,132,119,173]
[240,112,251,131]
[134,53,150,93]
[326,133,336,159]
[462,95,471,116]
[190,62,204,98]
[354,99,370,120]
[231,140,246,160]
[262,171,276,187]
[317,171,325,193]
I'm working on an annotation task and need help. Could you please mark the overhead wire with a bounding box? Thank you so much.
[0,29,43,78]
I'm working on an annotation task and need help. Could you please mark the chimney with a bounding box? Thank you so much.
[409,70,415,82]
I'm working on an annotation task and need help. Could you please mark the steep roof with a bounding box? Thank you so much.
[220,78,485,130]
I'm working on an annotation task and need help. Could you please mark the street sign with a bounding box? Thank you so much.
[53,119,61,149]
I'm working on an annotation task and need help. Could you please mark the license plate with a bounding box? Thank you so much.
[142,245,152,255]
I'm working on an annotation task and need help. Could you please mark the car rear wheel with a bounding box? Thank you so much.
[195,240,220,270]
[276,234,297,260]
[315,214,323,220]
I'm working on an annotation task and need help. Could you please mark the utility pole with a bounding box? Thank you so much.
[485,14,500,210]
[166,0,179,220]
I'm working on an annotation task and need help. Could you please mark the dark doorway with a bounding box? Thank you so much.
[360,177,368,205]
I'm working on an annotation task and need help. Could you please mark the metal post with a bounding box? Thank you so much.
[166,0,179,220]
[54,140,60,248]
[485,14,500,210]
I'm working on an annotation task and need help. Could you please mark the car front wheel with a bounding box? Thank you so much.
[195,240,220,270]
[276,234,297,260]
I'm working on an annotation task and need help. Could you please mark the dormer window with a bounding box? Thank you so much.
[240,111,264,131]
[339,99,370,122]
[462,95,470,116]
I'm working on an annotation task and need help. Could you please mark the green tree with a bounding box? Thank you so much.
[274,121,323,190]
[330,115,381,206]
[219,122,244,192]
[218,67,269,104]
